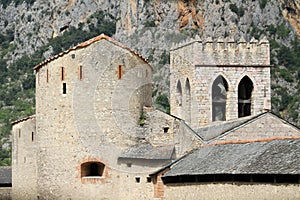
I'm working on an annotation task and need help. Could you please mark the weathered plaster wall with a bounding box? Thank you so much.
[34,38,154,199]
[12,117,37,200]
[0,188,11,200]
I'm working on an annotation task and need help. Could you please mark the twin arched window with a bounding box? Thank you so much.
[212,75,253,121]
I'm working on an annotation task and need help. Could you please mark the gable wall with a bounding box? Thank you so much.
[211,114,300,144]
[34,39,154,199]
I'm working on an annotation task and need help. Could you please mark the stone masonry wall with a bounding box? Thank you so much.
[12,117,37,200]
[34,38,154,199]
[170,36,271,128]
[163,183,300,200]
[211,113,300,144]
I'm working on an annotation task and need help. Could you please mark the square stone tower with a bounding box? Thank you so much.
[170,36,271,128]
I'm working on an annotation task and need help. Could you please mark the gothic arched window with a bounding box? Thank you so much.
[176,80,183,106]
[212,76,228,121]
[185,78,191,123]
[238,76,253,117]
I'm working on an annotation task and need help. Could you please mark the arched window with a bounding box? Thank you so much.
[238,76,253,117]
[212,76,228,121]
[81,162,105,177]
[176,80,183,106]
[185,78,191,123]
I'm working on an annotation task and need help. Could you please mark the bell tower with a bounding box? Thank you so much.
[170,36,271,128]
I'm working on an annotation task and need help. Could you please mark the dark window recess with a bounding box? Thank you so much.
[71,54,75,59]
[81,162,105,177]
[163,127,169,133]
[118,65,122,79]
[238,76,253,118]
[147,177,152,183]
[162,174,300,184]
[61,67,65,81]
[79,65,83,80]
[63,83,67,94]
[212,76,228,121]
[176,80,183,106]
[32,132,34,141]
[46,69,49,83]
[18,129,21,138]
[135,177,140,183]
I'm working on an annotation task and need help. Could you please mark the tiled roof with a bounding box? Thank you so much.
[0,167,11,184]
[119,144,175,160]
[33,33,150,71]
[192,112,300,142]
[162,139,300,177]
[11,114,36,125]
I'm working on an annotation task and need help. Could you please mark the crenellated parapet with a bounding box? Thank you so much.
[170,36,270,66]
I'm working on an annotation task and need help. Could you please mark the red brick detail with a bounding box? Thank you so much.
[153,168,169,199]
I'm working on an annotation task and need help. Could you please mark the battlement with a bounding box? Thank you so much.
[170,36,270,66]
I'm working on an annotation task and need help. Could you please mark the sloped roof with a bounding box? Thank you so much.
[11,114,36,125]
[162,139,300,177]
[119,144,175,160]
[193,112,300,142]
[34,34,150,71]
[0,167,11,184]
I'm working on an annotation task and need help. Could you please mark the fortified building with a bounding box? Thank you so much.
[11,34,300,200]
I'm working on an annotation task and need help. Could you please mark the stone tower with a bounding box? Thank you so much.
[170,36,271,127]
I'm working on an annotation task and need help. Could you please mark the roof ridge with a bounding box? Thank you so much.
[11,114,36,125]
[34,33,150,71]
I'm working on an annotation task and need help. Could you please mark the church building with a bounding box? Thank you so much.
[11,34,300,200]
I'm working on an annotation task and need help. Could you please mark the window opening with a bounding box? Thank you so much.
[18,129,21,138]
[81,162,105,178]
[61,67,65,81]
[135,177,140,183]
[163,127,169,133]
[147,177,152,183]
[63,83,67,94]
[46,69,49,83]
[185,78,191,123]
[212,76,228,121]
[238,76,253,117]
[79,65,83,80]
[176,80,182,106]
[32,132,34,141]
[118,65,122,79]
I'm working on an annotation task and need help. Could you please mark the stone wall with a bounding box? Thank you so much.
[0,188,11,200]
[170,37,271,128]
[12,117,37,200]
[212,113,300,144]
[33,37,154,199]
[163,183,300,200]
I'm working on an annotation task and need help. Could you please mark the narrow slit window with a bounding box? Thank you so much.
[61,67,65,81]
[32,132,34,141]
[18,129,21,138]
[46,69,49,83]
[63,83,67,94]
[118,65,122,79]
[79,65,83,80]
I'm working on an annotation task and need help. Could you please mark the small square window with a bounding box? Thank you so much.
[135,177,140,183]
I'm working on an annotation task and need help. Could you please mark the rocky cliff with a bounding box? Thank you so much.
[0,0,299,157]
